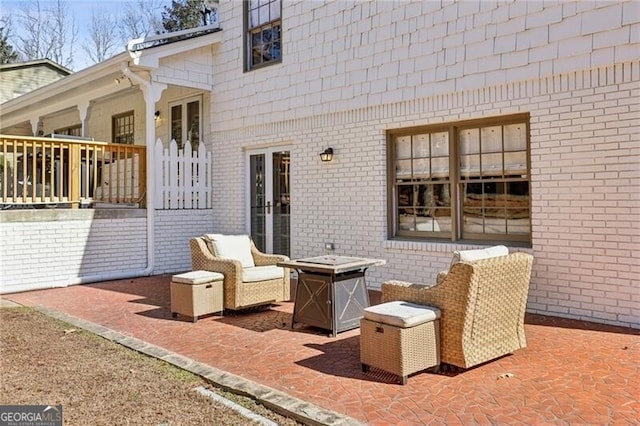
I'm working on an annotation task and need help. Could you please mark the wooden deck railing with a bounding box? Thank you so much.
[0,135,146,208]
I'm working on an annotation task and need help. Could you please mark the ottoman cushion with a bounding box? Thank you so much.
[172,270,224,285]
[363,301,440,328]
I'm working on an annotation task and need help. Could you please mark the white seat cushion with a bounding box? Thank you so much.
[172,270,224,284]
[204,234,255,268]
[242,265,285,283]
[452,245,509,265]
[363,301,441,328]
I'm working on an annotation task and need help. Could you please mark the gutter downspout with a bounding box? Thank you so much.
[65,66,162,285]
[114,64,165,281]
[66,66,163,285]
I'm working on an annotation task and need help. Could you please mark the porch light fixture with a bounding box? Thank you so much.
[114,75,131,85]
[154,111,160,120]
[320,147,334,162]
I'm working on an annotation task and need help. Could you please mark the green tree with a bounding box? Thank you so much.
[0,25,19,64]
[162,0,202,32]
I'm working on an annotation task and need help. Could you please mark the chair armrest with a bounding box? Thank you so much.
[250,244,290,266]
[199,257,243,275]
[381,280,431,303]
[436,270,448,285]
[381,263,474,312]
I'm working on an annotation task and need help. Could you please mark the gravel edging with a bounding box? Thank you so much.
[25,303,365,426]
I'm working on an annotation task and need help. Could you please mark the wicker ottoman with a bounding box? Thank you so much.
[171,270,224,322]
[360,301,441,385]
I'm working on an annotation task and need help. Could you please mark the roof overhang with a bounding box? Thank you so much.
[1,53,130,127]
[0,58,73,76]
[128,26,223,69]
[1,26,223,129]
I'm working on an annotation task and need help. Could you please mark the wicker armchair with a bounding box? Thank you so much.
[381,252,533,369]
[190,236,291,311]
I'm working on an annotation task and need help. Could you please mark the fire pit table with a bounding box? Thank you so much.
[278,256,386,337]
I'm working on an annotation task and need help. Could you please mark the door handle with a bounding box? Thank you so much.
[265,201,271,214]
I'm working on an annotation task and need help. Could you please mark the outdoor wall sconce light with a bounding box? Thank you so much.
[320,147,334,162]
[154,111,160,120]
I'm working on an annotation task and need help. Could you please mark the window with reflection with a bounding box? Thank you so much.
[54,125,82,137]
[388,114,531,244]
[244,0,281,70]
[112,111,134,144]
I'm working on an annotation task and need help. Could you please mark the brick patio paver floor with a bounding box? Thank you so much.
[5,275,639,425]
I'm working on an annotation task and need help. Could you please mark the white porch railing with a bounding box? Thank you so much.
[154,138,212,210]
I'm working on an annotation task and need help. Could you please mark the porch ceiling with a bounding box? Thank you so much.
[0,54,130,130]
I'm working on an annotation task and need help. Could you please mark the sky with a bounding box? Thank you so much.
[1,0,171,71]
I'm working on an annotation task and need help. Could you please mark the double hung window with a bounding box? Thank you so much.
[388,114,531,244]
[245,0,281,71]
[112,111,134,144]
[54,125,82,137]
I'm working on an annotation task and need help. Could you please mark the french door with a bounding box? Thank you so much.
[169,96,201,150]
[246,148,290,256]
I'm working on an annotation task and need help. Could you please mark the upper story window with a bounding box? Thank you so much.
[112,111,134,144]
[244,0,281,71]
[388,114,531,245]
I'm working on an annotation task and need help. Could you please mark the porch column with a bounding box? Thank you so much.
[121,67,166,211]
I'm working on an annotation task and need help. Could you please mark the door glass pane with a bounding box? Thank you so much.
[250,154,266,252]
[272,151,290,257]
[187,101,200,150]
[171,105,182,149]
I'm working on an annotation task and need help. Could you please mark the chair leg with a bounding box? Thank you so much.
[362,363,369,373]
[400,375,407,385]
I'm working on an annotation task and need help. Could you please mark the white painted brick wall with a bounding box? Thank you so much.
[210,56,639,328]
[0,209,216,292]
[5,1,636,331]
[153,209,215,274]
[0,211,147,293]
